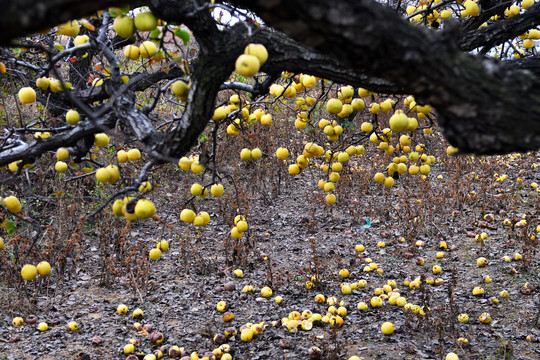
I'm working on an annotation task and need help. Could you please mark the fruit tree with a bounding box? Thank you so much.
[2,1,540,358]
[1,1,540,220]
[0,0,540,168]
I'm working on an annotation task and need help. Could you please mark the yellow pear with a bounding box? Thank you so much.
[36,77,50,90]
[94,133,109,147]
[113,15,135,38]
[235,54,260,77]
[66,110,80,125]
[36,261,51,276]
[57,20,80,37]
[124,45,140,60]
[73,35,89,46]
[134,199,156,219]
[3,196,22,213]
[171,80,189,99]
[21,264,37,280]
[244,44,268,65]
[139,41,157,58]
[134,11,158,31]
[18,87,36,104]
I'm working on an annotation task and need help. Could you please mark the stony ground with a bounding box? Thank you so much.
[1,153,540,360]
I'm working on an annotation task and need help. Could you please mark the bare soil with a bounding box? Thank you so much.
[1,152,540,360]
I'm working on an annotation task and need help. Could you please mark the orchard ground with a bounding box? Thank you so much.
[1,136,540,360]
[2,2,540,359]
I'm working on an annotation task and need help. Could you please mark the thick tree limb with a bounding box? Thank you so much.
[459,3,540,51]
[0,113,116,166]
[0,0,137,45]
[511,55,540,78]
[45,66,187,109]
[231,0,540,154]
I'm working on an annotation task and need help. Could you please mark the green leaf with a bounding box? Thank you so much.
[5,220,17,235]
[150,28,161,40]
[109,8,120,17]
[175,29,190,46]
[54,43,64,52]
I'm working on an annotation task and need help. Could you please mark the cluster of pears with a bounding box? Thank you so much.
[517,29,540,51]
[240,148,262,161]
[95,164,121,184]
[4,159,33,173]
[123,41,158,60]
[407,0,533,33]
[279,82,432,194]
[278,309,321,333]
[318,118,344,142]
[112,9,162,60]
[118,148,142,163]
[112,197,156,221]
[372,137,436,188]
[286,142,323,175]
[273,79,442,195]
[236,320,266,342]
[189,182,224,199]
[226,106,272,136]
[403,95,432,120]
[230,215,248,239]
[180,208,210,227]
[406,1,477,28]
[149,240,169,261]
[12,315,49,332]
[269,82,297,99]
[360,96,436,187]
[317,148,365,204]
[54,147,71,173]
[293,93,317,110]
[18,77,66,104]
[20,261,51,281]
[213,94,259,135]
[269,72,321,102]
[35,76,71,93]
[325,85,365,119]
[279,299,350,333]
[113,10,159,38]
[215,93,276,138]
[178,155,205,174]
[235,43,268,77]
[281,140,363,204]
[121,319,201,359]
[124,312,233,359]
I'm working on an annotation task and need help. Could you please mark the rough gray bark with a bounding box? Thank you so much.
[229,0,540,154]
[0,0,136,45]
[459,3,540,51]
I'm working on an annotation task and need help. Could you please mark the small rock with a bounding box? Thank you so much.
[91,335,102,345]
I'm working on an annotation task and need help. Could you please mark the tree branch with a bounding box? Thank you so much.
[458,3,540,52]
[0,0,137,45]
[230,0,540,154]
